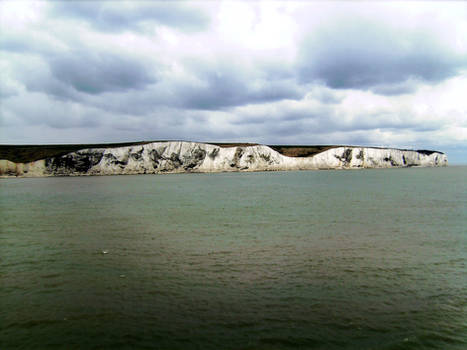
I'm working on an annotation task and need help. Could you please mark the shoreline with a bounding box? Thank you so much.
[0,141,448,178]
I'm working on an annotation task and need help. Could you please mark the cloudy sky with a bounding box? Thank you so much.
[1,1,466,163]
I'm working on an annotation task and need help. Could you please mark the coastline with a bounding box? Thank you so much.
[0,141,448,178]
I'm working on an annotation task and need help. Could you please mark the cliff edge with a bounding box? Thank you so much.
[0,141,447,177]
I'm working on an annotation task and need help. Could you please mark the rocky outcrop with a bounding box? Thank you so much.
[0,141,447,177]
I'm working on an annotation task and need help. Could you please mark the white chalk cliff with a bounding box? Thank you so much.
[0,141,447,177]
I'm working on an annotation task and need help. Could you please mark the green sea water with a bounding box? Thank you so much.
[1,167,466,349]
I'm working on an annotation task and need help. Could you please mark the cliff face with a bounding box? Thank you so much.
[0,141,447,177]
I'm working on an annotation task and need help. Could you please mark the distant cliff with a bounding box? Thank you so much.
[0,141,447,177]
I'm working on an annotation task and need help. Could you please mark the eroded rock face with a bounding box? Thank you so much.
[0,142,448,177]
[46,150,104,175]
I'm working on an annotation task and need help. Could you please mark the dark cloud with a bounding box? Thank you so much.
[307,86,343,104]
[52,1,209,32]
[80,58,304,114]
[49,51,156,95]
[178,74,301,110]
[172,60,303,110]
[298,20,466,95]
[26,76,81,101]
[17,50,299,112]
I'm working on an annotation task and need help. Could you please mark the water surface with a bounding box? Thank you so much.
[1,167,466,349]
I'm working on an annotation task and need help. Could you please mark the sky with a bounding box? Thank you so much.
[1,1,466,163]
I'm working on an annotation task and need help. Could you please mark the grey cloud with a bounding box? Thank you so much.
[97,108,240,143]
[307,86,343,104]
[1,35,34,54]
[84,58,304,114]
[15,50,156,100]
[264,121,309,138]
[0,32,62,56]
[229,103,335,141]
[24,73,82,102]
[49,52,156,95]
[179,74,301,110]
[1,91,102,131]
[0,82,18,99]
[231,108,321,127]
[6,54,81,101]
[19,49,300,112]
[46,112,101,130]
[322,111,443,134]
[173,60,303,110]
[52,1,209,32]
[228,98,446,145]
[371,81,419,96]
[298,20,466,94]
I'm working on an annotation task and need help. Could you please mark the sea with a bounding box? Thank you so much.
[1,167,466,350]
